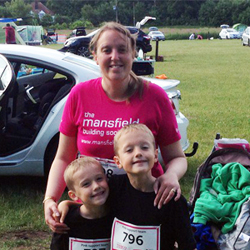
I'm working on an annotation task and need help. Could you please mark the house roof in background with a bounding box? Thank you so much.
[31,1,54,15]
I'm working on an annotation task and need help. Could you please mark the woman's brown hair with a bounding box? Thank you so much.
[89,22,147,99]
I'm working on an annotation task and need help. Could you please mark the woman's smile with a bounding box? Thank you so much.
[94,29,134,84]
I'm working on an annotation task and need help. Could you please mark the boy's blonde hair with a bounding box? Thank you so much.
[114,123,156,155]
[64,157,102,191]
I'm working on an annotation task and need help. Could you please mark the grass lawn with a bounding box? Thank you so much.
[147,38,250,195]
[0,38,249,249]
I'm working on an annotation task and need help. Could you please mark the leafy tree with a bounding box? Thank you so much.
[238,6,250,25]
[0,6,11,17]
[199,0,218,26]
[54,14,71,25]
[130,1,148,26]
[232,1,250,24]
[47,0,84,20]
[69,20,93,30]
[117,1,137,25]
[40,14,53,27]
[81,2,115,27]
[1,0,249,29]
[212,0,234,26]
[46,0,70,16]
[5,0,32,19]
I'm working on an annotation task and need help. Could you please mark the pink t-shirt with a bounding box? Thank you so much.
[3,26,16,44]
[60,77,181,177]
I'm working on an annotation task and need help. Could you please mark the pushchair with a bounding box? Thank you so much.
[189,133,250,250]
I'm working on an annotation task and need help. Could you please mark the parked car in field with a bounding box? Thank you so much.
[60,26,152,57]
[0,45,195,177]
[149,26,158,31]
[241,26,250,46]
[219,28,240,39]
[220,24,229,29]
[148,30,165,41]
[69,27,86,37]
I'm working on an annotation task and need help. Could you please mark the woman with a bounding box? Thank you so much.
[44,22,187,232]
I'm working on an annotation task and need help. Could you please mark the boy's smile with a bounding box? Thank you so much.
[114,130,158,176]
[71,163,109,207]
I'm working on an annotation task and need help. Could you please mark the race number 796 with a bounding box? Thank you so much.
[123,232,143,245]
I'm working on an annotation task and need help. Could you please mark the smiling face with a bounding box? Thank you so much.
[93,29,135,85]
[68,163,109,208]
[114,129,158,176]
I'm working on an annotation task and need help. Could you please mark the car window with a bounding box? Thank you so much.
[17,63,49,78]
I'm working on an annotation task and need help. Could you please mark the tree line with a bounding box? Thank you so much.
[1,0,250,29]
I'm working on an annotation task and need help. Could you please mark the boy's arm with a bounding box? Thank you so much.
[58,200,80,223]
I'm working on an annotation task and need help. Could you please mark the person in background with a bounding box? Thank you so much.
[2,23,16,44]
[189,33,195,40]
[44,21,187,233]
[108,123,196,250]
[197,34,203,40]
[50,156,112,250]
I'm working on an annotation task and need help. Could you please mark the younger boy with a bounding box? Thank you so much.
[50,156,113,250]
[110,123,196,250]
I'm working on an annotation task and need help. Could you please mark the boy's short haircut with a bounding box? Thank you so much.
[64,156,102,191]
[114,123,156,155]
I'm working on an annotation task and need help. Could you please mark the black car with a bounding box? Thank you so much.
[59,26,152,57]
[70,27,87,37]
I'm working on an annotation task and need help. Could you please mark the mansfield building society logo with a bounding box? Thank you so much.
[81,114,140,145]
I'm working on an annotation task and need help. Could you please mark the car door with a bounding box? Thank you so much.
[244,28,250,44]
[0,54,16,154]
[1,56,71,157]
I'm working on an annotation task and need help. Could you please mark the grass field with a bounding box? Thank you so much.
[147,38,250,195]
[0,38,249,249]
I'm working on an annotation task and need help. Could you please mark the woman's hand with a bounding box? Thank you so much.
[153,172,181,209]
[154,141,187,209]
[44,199,70,234]
[44,133,78,233]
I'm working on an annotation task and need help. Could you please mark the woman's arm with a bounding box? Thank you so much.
[153,140,187,209]
[44,133,78,232]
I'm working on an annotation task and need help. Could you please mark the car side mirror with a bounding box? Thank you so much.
[0,54,15,101]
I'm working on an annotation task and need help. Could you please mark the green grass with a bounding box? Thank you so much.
[148,39,250,196]
[1,37,250,248]
[0,177,68,249]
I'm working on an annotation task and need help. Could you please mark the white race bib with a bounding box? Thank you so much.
[111,218,160,250]
[69,238,110,250]
[79,156,125,179]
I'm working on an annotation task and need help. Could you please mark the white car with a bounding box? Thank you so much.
[0,45,196,177]
[219,28,240,39]
[149,26,158,32]
[241,27,250,46]
[148,31,165,41]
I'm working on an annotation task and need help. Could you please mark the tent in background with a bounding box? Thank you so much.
[18,25,44,45]
[0,18,25,44]
[233,23,248,37]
